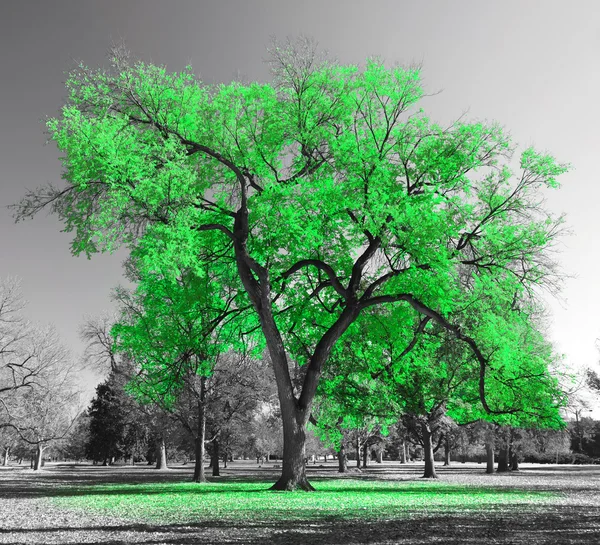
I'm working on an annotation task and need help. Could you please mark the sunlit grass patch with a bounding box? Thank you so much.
[51,478,559,524]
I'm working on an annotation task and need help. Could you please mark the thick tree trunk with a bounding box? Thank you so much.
[234,205,360,491]
[223,451,228,469]
[497,446,509,472]
[212,439,220,477]
[485,441,495,474]
[193,377,207,483]
[376,449,383,464]
[155,436,168,470]
[362,443,369,468]
[2,446,9,466]
[400,440,407,464]
[421,423,438,478]
[269,417,313,491]
[443,436,451,466]
[33,445,43,471]
[355,437,361,469]
[338,443,348,473]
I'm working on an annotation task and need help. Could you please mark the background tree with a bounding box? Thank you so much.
[112,260,251,481]
[0,426,17,466]
[61,412,91,462]
[2,327,82,470]
[86,376,129,465]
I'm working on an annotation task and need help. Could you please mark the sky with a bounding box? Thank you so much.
[1,0,599,404]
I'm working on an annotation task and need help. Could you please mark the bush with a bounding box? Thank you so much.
[522,452,573,464]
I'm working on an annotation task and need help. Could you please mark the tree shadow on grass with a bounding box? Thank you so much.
[0,475,552,500]
[0,507,599,544]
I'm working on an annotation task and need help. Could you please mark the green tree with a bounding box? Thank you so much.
[14,39,569,490]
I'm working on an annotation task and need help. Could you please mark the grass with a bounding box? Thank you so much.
[1,463,599,544]
[50,478,558,524]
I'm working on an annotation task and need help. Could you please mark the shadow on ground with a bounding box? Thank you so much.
[0,508,598,545]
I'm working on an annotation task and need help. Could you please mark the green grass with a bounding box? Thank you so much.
[51,478,560,524]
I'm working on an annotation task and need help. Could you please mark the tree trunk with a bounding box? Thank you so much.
[443,436,451,466]
[362,442,369,468]
[497,446,509,472]
[269,416,312,491]
[485,440,495,474]
[2,446,9,466]
[33,445,43,471]
[355,437,361,469]
[376,449,383,463]
[510,450,520,471]
[193,376,207,483]
[400,440,407,464]
[338,443,348,473]
[212,439,220,477]
[155,436,168,470]
[421,422,438,478]
[223,451,228,469]
[235,233,358,491]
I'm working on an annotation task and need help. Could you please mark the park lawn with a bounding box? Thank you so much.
[50,478,559,524]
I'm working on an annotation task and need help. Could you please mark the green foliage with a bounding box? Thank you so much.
[111,259,252,407]
[16,42,570,442]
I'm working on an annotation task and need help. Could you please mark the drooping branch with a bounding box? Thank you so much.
[358,292,515,416]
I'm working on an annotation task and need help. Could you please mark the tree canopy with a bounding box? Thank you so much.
[13,39,569,489]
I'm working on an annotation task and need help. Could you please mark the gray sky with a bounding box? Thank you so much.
[1,0,599,397]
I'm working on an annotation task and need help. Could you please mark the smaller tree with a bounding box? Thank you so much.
[1,327,81,470]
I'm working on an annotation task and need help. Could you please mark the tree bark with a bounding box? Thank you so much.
[400,440,407,464]
[269,417,313,490]
[443,436,451,466]
[338,443,348,473]
[2,446,9,466]
[212,439,220,477]
[155,436,168,470]
[33,445,43,471]
[485,440,495,474]
[355,437,361,469]
[193,376,207,483]
[376,449,383,464]
[497,446,509,472]
[362,442,369,468]
[510,450,520,471]
[421,422,438,478]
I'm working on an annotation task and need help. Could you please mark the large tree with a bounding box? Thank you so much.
[13,39,568,490]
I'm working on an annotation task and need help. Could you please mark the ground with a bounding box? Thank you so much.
[0,461,598,544]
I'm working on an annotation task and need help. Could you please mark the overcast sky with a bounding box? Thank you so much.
[1,0,599,399]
